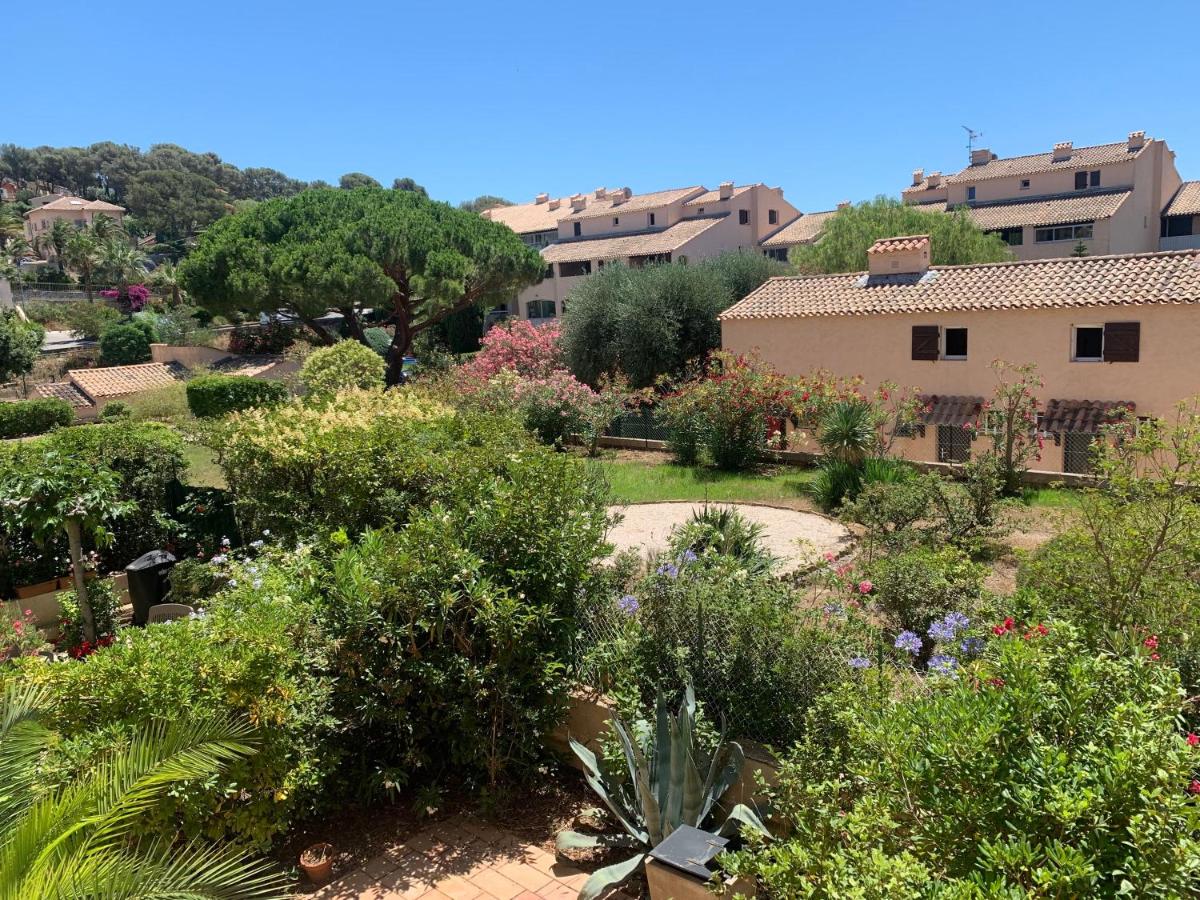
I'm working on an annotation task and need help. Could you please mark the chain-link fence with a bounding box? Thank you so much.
[604,407,671,447]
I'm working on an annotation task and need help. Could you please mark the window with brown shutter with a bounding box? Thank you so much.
[1103,322,1140,362]
[912,325,940,361]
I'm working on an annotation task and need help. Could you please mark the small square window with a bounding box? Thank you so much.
[966,186,976,201]
[1073,325,1104,361]
[573,222,581,237]
[738,209,749,225]
[944,327,968,360]
[1020,179,1030,190]
[768,209,778,225]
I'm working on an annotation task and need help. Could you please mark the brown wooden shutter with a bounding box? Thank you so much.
[912,325,940,361]
[1103,322,1140,362]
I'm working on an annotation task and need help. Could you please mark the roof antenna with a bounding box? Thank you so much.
[962,125,983,161]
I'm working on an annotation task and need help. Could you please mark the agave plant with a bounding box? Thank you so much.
[557,685,768,899]
[0,681,288,898]
[817,398,879,467]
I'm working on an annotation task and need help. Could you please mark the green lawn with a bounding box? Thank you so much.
[599,459,816,505]
[181,443,226,489]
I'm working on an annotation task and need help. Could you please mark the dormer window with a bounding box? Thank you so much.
[1075,170,1101,190]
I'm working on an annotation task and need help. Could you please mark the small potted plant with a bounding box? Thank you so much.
[299,842,335,884]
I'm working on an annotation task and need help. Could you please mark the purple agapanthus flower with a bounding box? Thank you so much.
[928,654,959,677]
[944,612,970,631]
[895,631,923,655]
[960,636,985,656]
[617,594,640,615]
[656,563,679,578]
[848,656,872,669]
[679,550,698,564]
[928,619,957,641]
[823,602,845,617]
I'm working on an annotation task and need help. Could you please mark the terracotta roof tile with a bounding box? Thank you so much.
[1165,181,1200,217]
[966,191,1131,230]
[24,195,125,216]
[541,217,724,264]
[760,210,838,248]
[720,250,1200,321]
[562,186,706,221]
[32,382,91,408]
[481,196,577,235]
[868,235,929,254]
[683,185,755,206]
[68,362,185,400]
[1042,399,1135,434]
[920,395,985,427]
[945,140,1148,184]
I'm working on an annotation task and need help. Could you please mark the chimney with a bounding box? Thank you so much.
[912,168,924,186]
[594,187,607,199]
[926,172,943,188]
[570,194,587,212]
[610,191,626,206]
[535,193,549,205]
[866,235,930,278]
[548,198,561,210]
[1128,130,1146,151]
[718,181,734,200]
[970,148,992,166]
[1052,141,1073,162]
[836,200,852,210]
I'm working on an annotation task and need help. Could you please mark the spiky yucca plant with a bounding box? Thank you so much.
[557,685,768,899]
[0,682,288,898]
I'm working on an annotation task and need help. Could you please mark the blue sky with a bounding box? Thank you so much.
[14,0,1197,212]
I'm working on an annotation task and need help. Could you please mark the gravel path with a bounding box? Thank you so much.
[607,501,852,574]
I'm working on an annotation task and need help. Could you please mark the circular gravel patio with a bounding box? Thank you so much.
[607,502,852,574]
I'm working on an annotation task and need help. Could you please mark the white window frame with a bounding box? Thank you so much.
[1071,324,1104,363]
[1035,222,1094,243]
[942,326,968,361]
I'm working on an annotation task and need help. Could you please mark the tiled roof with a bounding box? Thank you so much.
[719,250,1200,321]
[683,185,755,207]
[541,217,724,264]
[967,191,1131,230]
[24,195,125,216]
[68,362,185,400]
[481,197,577,235]
[946,141,1148,185]
[760,210,838,248]
[868,235,929,254]
[1042,399,1135,434]
[562,186,706,222]
[32,382,91,408]
[920,395,984,427]
[1165,181,1200,217]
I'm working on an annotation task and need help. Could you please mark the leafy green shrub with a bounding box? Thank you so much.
[314,448,609,789]
[97,400,131,421]
[185,374,288,418]
[7,554,337,849]
[667,505,776,575]
[227,321,296,354]
[57,578,121,656]
[363,326,391,357]
[299,339,385,395]
[0,398,72,438]
[61,302,121,340]
[125,382,191,423]
[818,399,878,466]
[599,556,869,747]
[42,423,187,569]
[867,546,987,644]
[722,622,1200,897]
[99,322,152,365]
[214,390,507,538]
[808,459,862,512]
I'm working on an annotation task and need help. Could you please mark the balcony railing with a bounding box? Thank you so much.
[1160,234,1200,251]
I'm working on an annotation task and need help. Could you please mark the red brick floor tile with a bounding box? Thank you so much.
[465,867,526,900]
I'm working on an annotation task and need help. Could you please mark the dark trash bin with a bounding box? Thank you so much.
[125,550,176,626]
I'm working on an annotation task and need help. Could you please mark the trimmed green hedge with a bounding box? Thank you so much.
[98,323,152,366]
[0,398,73,438]
[185,374,288,418]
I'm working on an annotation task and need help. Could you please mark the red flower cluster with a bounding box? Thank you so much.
[67,634,115,659]
[991,617,1048,640]
[987,677,1006,689]
[1189,780,1200,795]
[992,617,1016,636]
[1187,733,1199,747]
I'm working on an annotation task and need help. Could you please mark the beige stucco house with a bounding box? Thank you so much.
[901,132,1189,259]
[23,195,126,245]
[721,235,1200,476]
[482,182,803,322]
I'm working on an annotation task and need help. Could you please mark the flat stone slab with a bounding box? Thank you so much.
[607,501,852,574]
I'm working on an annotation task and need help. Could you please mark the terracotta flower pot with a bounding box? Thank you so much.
[299,842,335,884]
[14,578,59,599]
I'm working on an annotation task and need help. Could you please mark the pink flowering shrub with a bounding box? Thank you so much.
[458,320,563,385]
[99,283,151,311]
[1,608,48,661]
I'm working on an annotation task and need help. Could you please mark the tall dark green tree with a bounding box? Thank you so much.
[339,172,381,190]
[0,311,43,386]
[790,197,1013,273]
[391,177,428,196]
[460,194,513,213]
[179,188,544,383]
[126,169,228,241]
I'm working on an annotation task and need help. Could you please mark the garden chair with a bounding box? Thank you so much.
[146,603,194,625]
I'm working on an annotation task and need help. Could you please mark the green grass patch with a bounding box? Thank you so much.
[181,443,226,489]
[599,459,816,505]
[1022,485,1082,508]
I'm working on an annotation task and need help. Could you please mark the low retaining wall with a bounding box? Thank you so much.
[4,572,130,636]
[150,343,228,367]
